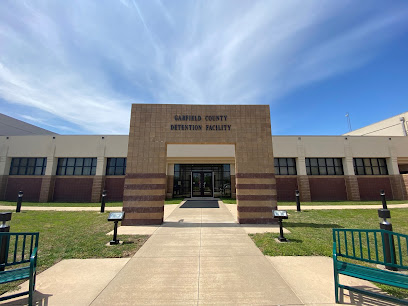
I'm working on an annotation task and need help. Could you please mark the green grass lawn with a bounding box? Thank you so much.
[0,199,182,207]
[0,210,148,295]
[250,208,408,298]
[220,198,407,206]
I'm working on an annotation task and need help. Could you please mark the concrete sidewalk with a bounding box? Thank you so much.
[0,203,406,212]
[1,201,402,305]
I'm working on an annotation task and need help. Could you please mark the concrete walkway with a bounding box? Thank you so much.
[1,201,403,305]
[92,201,303,305]
[0,203,406,212]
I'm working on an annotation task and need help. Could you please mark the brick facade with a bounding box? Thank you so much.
[275,176,298,201]
[309,177,347,201]
[124,104,276,225]
[104,177,125,201]
[5,177,42,202]
[357,176,393,200]
[53,177,93,202]
[297,175,311,202]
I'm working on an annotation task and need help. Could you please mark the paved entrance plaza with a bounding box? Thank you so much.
[1,201,397,305]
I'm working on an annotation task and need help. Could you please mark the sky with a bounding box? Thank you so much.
[0,0,407,135]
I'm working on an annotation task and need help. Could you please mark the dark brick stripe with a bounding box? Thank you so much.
[236,195,277,201]
[123,195,166,201]
[237,206,273,212]
[124,184,166,190]
[238,218,276,224]
[236,173,275,179]
[122,219,163,226]
[126,173,166,179]
[236,184,276,189]
[123,206,164,213]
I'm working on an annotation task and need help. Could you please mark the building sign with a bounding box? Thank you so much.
[171,115,231,131]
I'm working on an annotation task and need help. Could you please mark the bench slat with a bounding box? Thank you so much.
[337,261,408,289]
[0,267,30,284]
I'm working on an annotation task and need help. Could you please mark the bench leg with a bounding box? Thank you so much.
[333,262,339,303]
[28,272,35,306]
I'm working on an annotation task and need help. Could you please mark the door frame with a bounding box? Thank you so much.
[190,171,214,197]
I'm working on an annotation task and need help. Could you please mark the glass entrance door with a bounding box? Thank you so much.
[191,172,213,197]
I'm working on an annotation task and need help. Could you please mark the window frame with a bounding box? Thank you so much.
[56,158,97,176]
[274,158,297,175]
[353,158,388,175]
[9,157,47,175]
[106,158,127,175]
[306,158,344,175]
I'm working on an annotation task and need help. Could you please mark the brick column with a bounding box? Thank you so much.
[166,175,174,199]
[345,176,360,201]
[0,156,10,200]
[0,175,7,201]
[91,175,105,202]
[39,157,57,202]
[402,174,408,200]
[39,176,56,202]
[389,175,405,200]
[297,175,311,202]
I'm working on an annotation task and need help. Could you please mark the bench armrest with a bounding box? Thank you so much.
[30,247,38,273]
[332,242,337,261]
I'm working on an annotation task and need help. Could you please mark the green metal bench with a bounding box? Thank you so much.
[0,232,39,306]
[333,228,408,305]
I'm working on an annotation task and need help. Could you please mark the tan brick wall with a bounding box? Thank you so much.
[124,104,276,225]
[297,175,311,202]
[166,175,174,199]
[39,175,55,202]
[91,175,105,203]
[389,175,405,200]
[0,175,7,201]
[401,174,408,200]
[230,175,236,199]
[345,175,360,201]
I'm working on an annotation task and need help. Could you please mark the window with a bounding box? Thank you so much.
[306,158,343,175]
[9,158,47,175]
[106,158,126,175]
[353,158,388,175]
[57,158,97,175]
[274,158,297,175]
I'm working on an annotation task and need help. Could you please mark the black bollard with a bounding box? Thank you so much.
[378,190,397,271]
[295,190,301,212]
[380,189,387,209]
[100,190,107,213]
[16,190,23,213]
[0,212,12,271]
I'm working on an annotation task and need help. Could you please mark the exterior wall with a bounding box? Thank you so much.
[308,177,347,201]
[275,176,297,201]
[5,177,42,202]
[357,177,393,201]
[104,177,125,201]
[53,177,94,202]
[124,104,276,225]
[344,112,408,136]
[0,124,407,204]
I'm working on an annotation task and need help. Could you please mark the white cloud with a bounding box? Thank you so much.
[0,1,407,134]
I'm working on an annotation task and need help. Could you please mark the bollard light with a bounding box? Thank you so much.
[378,207,397,270]
[295,190,301,212]
[273,210,288,242]
[0,212,12,271]
[108,212,125,245]
[16,190,23,213]
[100,190,107,213]
[380,189,387,209]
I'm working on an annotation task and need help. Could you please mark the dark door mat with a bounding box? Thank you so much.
[180,201,219,208]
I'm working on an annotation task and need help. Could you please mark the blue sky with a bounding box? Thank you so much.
[0,1,407,135]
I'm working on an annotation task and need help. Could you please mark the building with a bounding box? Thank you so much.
[0,105,407,225]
